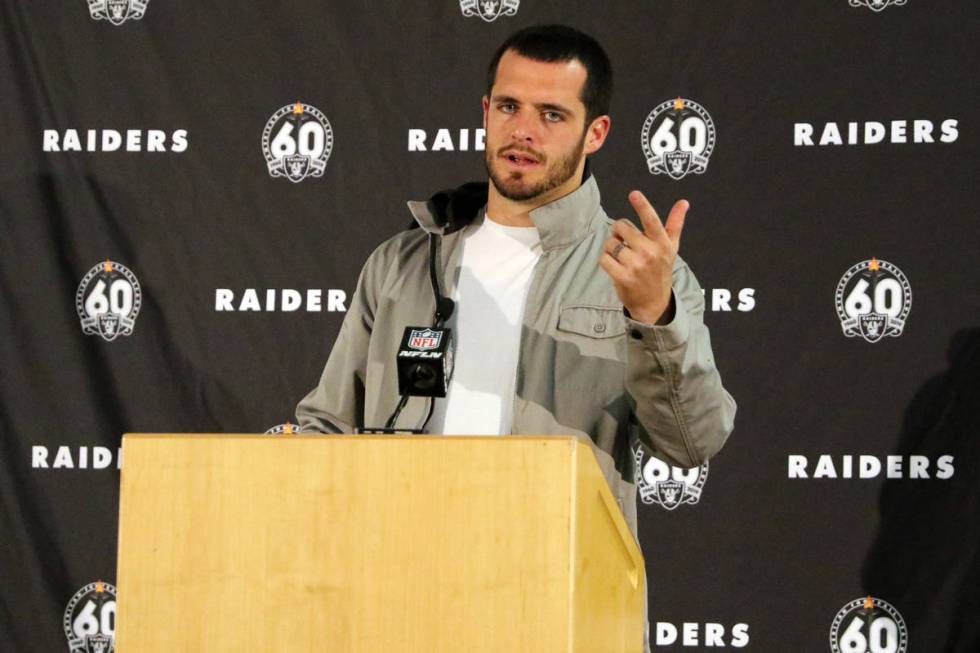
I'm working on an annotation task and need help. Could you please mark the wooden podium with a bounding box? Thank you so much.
[116,434,646,653]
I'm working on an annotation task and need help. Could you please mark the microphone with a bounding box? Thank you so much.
[396,326,454,398]
[356,326,454,434]
[436,297,456,324]
[356,232,456,434]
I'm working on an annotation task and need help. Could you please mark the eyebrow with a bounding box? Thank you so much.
[493,95,575,116]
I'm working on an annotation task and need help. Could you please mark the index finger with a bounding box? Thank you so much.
[628,190,667,241]
[664,199,689,248]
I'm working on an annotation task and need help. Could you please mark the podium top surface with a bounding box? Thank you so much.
[123,433,584,441]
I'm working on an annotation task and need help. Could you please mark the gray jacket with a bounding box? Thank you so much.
[296,173,736,539]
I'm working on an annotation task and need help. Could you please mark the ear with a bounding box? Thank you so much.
[481,95,490,131]
[583,115,611,155]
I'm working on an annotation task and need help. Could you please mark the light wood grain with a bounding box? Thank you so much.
[116,434,645,653]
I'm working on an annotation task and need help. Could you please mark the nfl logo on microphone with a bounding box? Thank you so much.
[409,329,442,350]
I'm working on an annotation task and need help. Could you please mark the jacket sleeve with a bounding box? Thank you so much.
[295,245,384,433]
[624,258,736,468]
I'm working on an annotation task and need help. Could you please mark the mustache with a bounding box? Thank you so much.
[495,144,545,162]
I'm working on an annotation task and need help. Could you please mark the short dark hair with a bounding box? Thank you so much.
[486,25,613,125]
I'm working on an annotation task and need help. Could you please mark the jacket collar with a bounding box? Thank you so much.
[407,163,602,252]
[526,172,601,251]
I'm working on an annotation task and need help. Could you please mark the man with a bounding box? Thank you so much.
[297,24,735,649]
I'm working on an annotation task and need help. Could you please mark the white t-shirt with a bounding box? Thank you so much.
[429,215,542,435]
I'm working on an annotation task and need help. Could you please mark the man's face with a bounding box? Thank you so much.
[483,50,601,203]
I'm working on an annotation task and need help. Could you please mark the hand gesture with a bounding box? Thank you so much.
[599,191,689,325]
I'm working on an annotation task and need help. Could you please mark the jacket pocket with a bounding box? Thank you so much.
[553,304,627,396]
[557,304,626,340]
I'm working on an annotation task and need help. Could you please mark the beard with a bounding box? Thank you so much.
[485,129,587,202]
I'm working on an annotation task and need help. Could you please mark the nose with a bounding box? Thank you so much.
[510,109,537,144]
[511,126,533,144]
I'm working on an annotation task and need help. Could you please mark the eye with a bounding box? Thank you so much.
[498,102,517,113]
[543,111,564,123]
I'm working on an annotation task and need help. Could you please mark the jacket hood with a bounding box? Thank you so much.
[407,181,489,233]
[406,160,595,237]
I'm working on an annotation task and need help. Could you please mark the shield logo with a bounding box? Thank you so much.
[477,0,502,20]
[460,0,518,22]
[409,329,441,350]
[284,155,311,183]
[859,313,887,343]
[85,634,114,653]
[98,313,121,341]
[656,480,685,510]
[665,151,691,180]
[851,0,902,11]
[106,0,131,25]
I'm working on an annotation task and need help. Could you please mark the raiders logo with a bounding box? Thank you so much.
[87,0,149,25]
[76,260,142,342]
[830,596,908,653]
[262,102,334,183]
[265,422,299,435]
[634,445,709,511]
[836,258,911,343]
[459,0,520,22]
[641,97,716,180]
[849,0,907,12]
[64,581,117,653]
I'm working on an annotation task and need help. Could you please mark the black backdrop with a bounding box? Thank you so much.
[2,2,978,651]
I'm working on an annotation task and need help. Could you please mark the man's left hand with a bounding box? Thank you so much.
[599,191,689,325]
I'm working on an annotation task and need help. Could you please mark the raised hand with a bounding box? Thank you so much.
[599,191,689,325]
